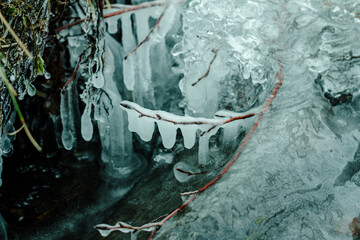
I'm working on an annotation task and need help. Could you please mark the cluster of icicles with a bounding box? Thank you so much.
[58,0,258,182]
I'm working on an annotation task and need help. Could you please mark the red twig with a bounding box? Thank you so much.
[175,168,210,176]
[61,50,86,93]
[56,1,167,33]
[192,49,218,86]
[104,1,165,20]
[123,4,169,60]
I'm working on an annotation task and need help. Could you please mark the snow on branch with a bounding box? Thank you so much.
[120,101,254,149]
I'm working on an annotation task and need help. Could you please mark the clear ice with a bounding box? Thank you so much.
[21,0,360,239]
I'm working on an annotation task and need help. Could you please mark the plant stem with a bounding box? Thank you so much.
[0,62,42,152]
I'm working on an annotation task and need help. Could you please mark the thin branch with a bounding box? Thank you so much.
[55,18,86,33]
[0,43,18,49]
[191,49,218,86]
[123,4,169,60]
[120,101,254,136]
[175,168,210,176]
[61,50,86,93]
[0,11,34,60]
[96,56,284,239]
[56,1,167,33]
[120,102,254,126]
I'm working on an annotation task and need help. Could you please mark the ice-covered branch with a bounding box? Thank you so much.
[191,49,218,86]
[123,5,169,60]
[61,50,86,93]
[120,100,254,149]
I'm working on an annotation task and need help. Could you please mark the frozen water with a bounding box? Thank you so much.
[153,1,360,239]
[60,90,74,150]
[156,120,177,149]
[80,104,93,141]
[179,125,198,149]
[23,0,360,238]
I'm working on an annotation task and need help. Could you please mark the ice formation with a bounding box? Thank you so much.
[39,0,360,238]
[59,1,181,179]
[152,0,360,239]
[120,100,254,164]
[92,0,360,239]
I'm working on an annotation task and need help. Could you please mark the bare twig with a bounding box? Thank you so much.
[0,43,18,49]
[123,4,169,60]
[61,50,86,93]
[191,49,218,86]
[56,1,167,32]
[0,11,34,60]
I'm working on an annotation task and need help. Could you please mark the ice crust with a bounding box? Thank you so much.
[52,0,360,238]
[153,0,360,239]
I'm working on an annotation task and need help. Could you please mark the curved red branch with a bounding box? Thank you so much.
[191,49,218,86]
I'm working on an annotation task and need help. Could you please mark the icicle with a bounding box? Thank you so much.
[120,101,249,152]
[198,134,210,165]
[60,91,74,150]
[156,3,176,38]
[81,104,93,141]
[157,120,177,149]
[121,13,137,91]
[135,11,150,43]
[179,125,198,149]
[123,56,135,90]
[222,120,241,148]
[125,109,155,142]
[104,12,121,34]
[132,10,154,107]
[121,14,137,52]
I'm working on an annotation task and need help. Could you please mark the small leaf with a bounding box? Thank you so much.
[6,7,15,16]
[36,56,44,75]
[22,17,27,27]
